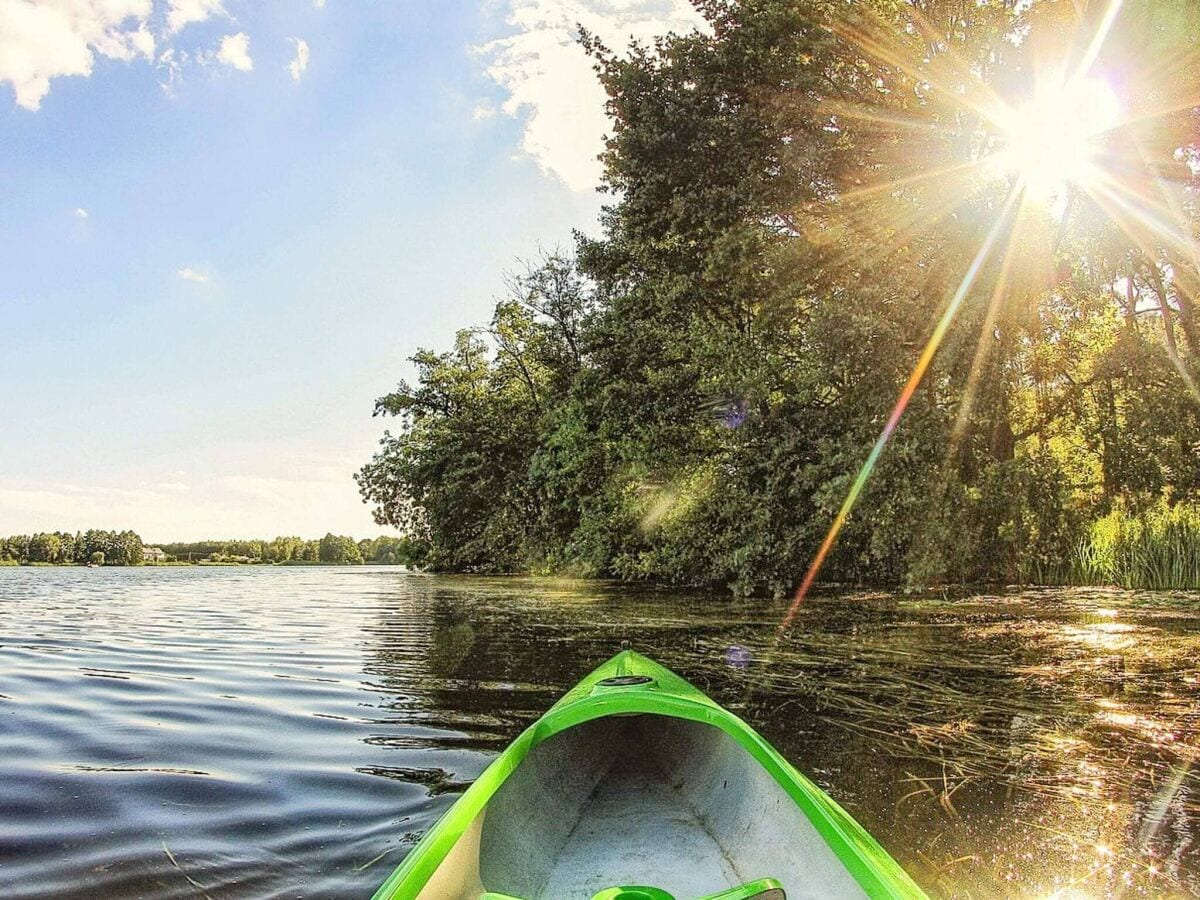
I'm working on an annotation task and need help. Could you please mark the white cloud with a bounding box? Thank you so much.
[472,101,496,121]
[177,266,209,282]
[165,0,224,35]
[74,207,89,218]
[286,37,308,81]
[312,0,324,8]
[0,0,234,109]
[215,31,251,71]
[0,0,155,110]
[476,0,708,191]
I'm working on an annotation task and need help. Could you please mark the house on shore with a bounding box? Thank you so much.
[143,546,167,563]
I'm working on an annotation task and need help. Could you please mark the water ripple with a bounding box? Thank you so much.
[0,569,1197,897]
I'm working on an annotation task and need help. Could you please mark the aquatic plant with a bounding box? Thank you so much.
[1076,501,1200,590]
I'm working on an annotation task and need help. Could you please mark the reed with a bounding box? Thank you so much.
[1075,501,1200,590]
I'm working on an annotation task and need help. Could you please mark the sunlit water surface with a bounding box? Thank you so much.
[0,567,1197,898]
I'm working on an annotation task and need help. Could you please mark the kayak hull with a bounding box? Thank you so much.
[372,651,925,900]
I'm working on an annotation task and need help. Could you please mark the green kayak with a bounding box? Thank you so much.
[373,650,926,900]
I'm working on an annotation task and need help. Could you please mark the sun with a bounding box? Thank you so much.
[998,76,1121,199]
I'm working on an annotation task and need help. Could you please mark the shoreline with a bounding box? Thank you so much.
[3,561,1196,595]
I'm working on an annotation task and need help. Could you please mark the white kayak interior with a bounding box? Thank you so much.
[416,714,868,900]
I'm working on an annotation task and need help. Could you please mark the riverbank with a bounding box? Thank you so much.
[405,500,1200,594]
[5,502,1198,592]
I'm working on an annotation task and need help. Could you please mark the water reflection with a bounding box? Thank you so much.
[0,569,1196,897]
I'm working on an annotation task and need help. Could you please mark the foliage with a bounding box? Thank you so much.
[357,253,591,571]
[360,0,1200,593]
[159,534,422,565]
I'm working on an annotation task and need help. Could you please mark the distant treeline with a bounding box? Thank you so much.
[159,534,422,565]
[0,531,420,566]
[0,530,144,566]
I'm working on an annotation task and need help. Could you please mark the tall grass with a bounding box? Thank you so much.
[1076,501,1200,590]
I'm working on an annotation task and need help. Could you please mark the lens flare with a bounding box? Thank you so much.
[780,186,1022,628]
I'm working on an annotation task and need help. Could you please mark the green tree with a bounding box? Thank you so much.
[27,533,62,564]
[358,255,591,571]
[318,533,364,564]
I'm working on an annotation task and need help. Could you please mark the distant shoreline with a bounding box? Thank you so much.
[1,531,422,567]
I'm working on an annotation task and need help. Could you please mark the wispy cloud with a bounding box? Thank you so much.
[472,101,496,121]
[0,480,197,537]
[165,0,226,35]
[177,266,209,282]
[147,481,190,493]
[476,0,707,191]
[286,38,309,82]
[216,32,252,71]
[156,46,187,97]
[74,207,89,219]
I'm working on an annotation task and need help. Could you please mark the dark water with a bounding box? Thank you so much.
[0,568,1197,898]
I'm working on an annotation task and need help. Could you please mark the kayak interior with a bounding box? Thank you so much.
[418,713,867,899]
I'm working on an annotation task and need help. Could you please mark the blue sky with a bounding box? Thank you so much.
[0,0,703,540]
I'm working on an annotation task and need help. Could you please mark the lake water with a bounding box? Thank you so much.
[0,567,1196,898]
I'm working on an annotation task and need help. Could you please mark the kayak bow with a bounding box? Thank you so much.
[373,650,926,900]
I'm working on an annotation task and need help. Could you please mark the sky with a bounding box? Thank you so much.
[0,0,705,541]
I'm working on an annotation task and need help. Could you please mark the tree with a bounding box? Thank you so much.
[358,253,592,571]
[318,533,363,564]
[27,533,62,564]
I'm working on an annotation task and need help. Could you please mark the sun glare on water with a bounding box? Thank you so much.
[1000,77,1122,199]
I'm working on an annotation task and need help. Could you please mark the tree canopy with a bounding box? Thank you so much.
[359,0,1200,593]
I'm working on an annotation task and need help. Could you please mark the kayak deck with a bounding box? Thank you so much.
[376,651,927,900]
